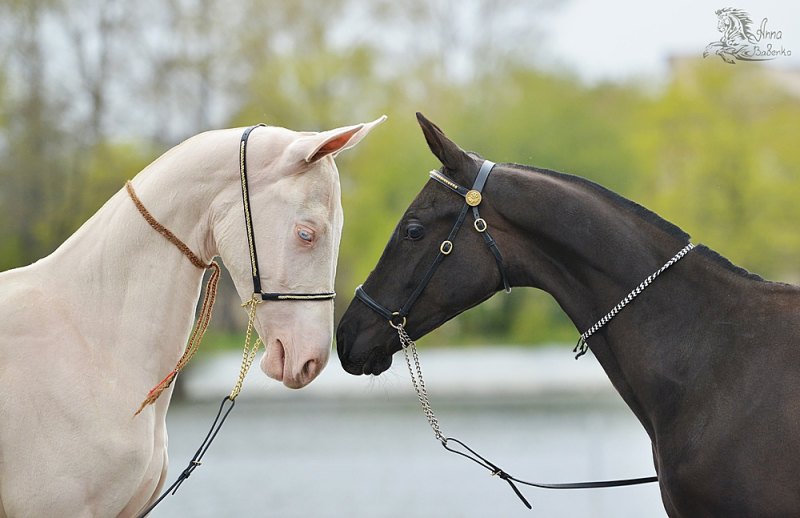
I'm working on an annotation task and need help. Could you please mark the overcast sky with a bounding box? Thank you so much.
[539,0,799,82]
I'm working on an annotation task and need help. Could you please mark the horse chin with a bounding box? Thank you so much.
[336,317,398,376]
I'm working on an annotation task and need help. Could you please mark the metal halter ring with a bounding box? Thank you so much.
[474,218,487,233]
[440,240,453,255]
[389,312,407,330]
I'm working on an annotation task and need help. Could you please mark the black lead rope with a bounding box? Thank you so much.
[442,437,533,509]
[441,437,658,510]
[137,397,236,518]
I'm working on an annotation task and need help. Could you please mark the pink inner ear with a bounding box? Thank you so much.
[307,127,362,163]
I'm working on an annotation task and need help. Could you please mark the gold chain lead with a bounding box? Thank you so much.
[230,294,264,399]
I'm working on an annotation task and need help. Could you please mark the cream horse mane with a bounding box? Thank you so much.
[0,117,384,517]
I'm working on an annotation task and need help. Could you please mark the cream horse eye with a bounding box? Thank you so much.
[297,227,315,243]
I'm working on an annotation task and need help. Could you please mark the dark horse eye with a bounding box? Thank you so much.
[405,222,425,241]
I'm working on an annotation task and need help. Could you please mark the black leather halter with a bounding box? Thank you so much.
[239,124,336,301]
[355,160,510,328]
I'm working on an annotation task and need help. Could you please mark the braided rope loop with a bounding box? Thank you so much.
[574,243,695,359]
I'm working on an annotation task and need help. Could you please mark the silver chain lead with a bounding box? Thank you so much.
[397,325,446,444]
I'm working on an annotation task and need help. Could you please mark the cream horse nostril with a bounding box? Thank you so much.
[302,358,319,381]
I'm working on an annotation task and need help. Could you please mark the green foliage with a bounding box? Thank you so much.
[632,60,800,280]
[1,1,798,350]
[332,61,800,346]
[74,141,158,222]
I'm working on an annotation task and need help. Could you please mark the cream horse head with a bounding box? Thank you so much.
[216,119,385,388]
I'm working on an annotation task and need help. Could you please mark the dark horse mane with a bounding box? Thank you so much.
[504,162,766,283]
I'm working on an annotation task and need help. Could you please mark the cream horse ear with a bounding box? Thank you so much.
[300,115,387,163]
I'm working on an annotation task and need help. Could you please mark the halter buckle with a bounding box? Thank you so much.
[440,240,453,255]
[474,218,487,232]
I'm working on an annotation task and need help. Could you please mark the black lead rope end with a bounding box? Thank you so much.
[441,437,533,510]
[502,475,533,510]
[136,396,237,518]
[573,337,588,360]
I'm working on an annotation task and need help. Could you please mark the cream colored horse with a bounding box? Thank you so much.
[0,117,384,517]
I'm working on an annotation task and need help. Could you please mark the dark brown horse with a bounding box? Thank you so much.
[336,113,800,517]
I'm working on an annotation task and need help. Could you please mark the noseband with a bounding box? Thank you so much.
[240,124,336,301]
[354,160,510,329]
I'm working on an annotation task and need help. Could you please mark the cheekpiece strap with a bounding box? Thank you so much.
[239,124,335,302]
[240,123,267,294]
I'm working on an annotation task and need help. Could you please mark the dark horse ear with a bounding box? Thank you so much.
[416,112,471,173]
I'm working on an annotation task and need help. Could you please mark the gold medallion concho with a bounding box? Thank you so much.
[465,190,482,206]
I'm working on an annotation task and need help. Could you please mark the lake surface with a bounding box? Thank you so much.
[148,347,668,517]
[150,396,666,517]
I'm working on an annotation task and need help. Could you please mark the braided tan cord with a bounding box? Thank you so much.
[134,262,221,415]
[127,181,222,415]
[126,181,208,270]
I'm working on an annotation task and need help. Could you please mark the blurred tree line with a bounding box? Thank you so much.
[1,0,798,347]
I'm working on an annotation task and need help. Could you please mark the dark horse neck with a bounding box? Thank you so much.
[489,164,771,439]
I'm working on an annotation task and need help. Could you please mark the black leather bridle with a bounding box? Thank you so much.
[354,159,510,328]
[239,124,336,302]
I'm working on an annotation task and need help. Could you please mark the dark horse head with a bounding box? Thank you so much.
[337,113,516,375]
[337,114,800,517]
[336,111,695,376]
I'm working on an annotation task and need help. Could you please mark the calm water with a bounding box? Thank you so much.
[150,396,666,518]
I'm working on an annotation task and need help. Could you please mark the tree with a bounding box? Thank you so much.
[633,59,800,282]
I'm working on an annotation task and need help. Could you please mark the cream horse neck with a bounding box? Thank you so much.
[43,131,235,406]
[0,133,231,517]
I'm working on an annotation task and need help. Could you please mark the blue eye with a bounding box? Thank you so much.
[297,228,314,242]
